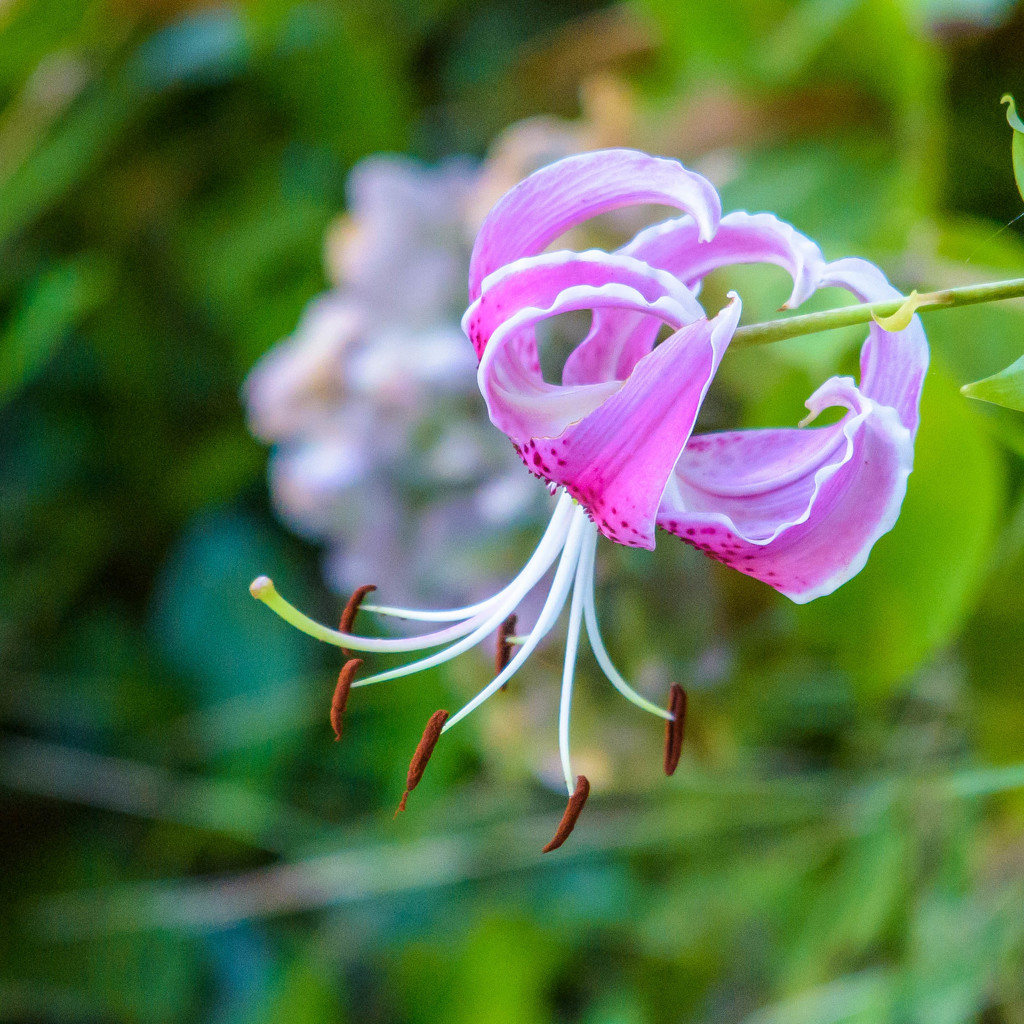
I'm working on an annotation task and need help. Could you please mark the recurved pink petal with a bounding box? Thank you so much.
[472,252,703,441]
[657,377,914,602]
[622,211,827,308]
[464,249,703,360]
[562,211,826,387]
[468,149,721,300]
[560,306,664,387]
[517,298,742,550]
[820,258,929,434]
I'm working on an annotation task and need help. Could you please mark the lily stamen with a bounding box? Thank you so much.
[495,614,517,671]
[354,493,575,626]
[663,683,687,776]
[339,585,376,656]
[331,658,362,742]
[253,489,681,849]
[542,775,590,853]
[352,502,584,691]
[495,613,517,691]
[396,709,449,814]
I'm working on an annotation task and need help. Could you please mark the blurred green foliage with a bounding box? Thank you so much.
[2,0,1024,1022]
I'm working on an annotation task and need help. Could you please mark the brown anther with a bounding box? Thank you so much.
[330,659,362,742]
[663,683,687,776]
[542,775,590,853]
[339,584,376,657]
[395,709,449,815]
[495,614,517,686]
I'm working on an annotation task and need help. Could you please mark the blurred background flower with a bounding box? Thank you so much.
[242,82,656,604]
[243,153,528,604]
[2,1,1024,1022]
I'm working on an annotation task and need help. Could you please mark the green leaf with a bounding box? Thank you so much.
[1002,94,1024,202]
[960,351,1024,412]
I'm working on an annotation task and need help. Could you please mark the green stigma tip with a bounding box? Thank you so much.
[250,575,275,599]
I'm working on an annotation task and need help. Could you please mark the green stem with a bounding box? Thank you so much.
[731,276,1024,348]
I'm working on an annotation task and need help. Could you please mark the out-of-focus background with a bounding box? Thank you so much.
[2,1,1024,1020]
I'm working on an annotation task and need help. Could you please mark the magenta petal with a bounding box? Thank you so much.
[464,149,927,602]
[621,211,827,309]
[523,298,742,550]
[560,307,664,386]
[657,377,914,602]
[465,249,704,360]
[820,258,929,434]
[473,252,703,441]
[468,149,722,300]
[562,211,826,387]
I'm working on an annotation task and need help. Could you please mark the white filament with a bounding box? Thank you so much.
[557,533,590,794]
[441,506,590,732]
[352,498,578,687]
[360,492,575,623]
[253,487,676,783]
[580,529,672,721]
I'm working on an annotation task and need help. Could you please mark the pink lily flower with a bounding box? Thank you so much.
[466,149,926,601]
[252,149,927,849]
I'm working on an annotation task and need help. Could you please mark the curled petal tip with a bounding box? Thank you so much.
[720,291,742,316]
[249,575,275,599]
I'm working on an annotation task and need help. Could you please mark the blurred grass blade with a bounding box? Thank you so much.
[0,255,110,406]
[945,761,1024,798]
[1003,94,1024,202]
[33,778,830,935]
[0,13,251,249]
[0,735,332,855]
[0,81,138,248]
[741,969,894,1024]
[961,351,1024,412]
